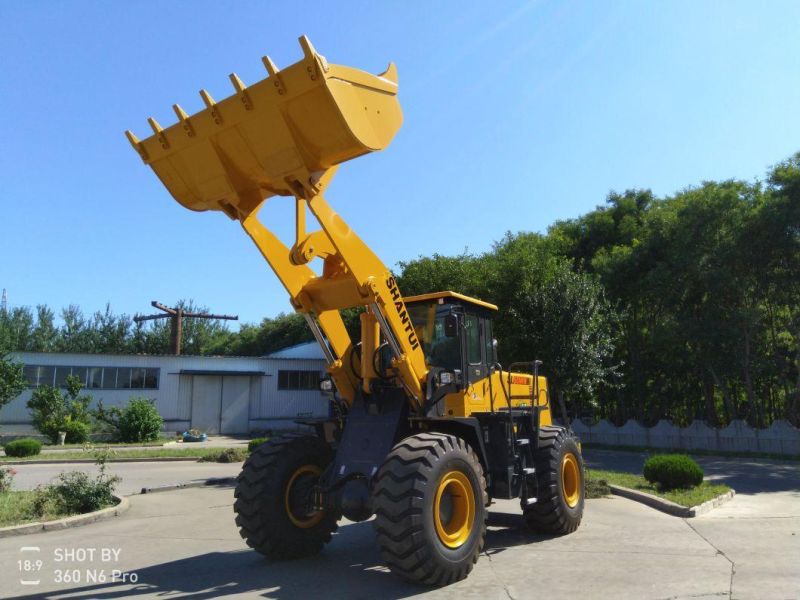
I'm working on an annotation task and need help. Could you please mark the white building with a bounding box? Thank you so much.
[1,342,329,436]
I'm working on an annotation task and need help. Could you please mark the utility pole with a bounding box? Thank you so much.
[133,301,238,355]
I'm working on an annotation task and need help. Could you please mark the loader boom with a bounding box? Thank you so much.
[126,36,427,407]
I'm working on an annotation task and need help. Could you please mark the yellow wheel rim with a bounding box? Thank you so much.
[561,453,581,508]
[433,470,475,548]
[284,464,323,529]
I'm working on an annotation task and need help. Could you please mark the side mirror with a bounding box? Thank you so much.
[444,315,458,338]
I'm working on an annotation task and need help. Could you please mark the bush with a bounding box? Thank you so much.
[200,447,248,463]
[26,376,92,443]
[117,398,163,443]
[643,454,704,490]
[3,438,42,457]
[94,397,163,443]
[62,419,91,444]
[0,466,17,492]
[248,437,269,452]
[34,470,119,515]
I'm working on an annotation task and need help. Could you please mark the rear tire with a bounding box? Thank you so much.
[373,432,487,586]
[234,433,340,559]
[523,426,584,534]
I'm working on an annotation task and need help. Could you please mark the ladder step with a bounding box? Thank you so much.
[524,497,537,506]
[522,467,536,475]
[515,438,530,446]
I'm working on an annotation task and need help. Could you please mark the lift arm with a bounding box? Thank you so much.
[126,36,427,407]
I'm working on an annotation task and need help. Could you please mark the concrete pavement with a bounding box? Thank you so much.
[1,488,740,600]
[585,447,800,599]
[10,461,243,496]
[0,449,795,598]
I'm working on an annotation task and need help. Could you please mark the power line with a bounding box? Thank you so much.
[133,300,238,355]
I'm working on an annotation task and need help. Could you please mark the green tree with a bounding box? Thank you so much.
[0,355,26,417]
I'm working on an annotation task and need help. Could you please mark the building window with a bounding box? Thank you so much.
[278,370,321,391]
[144,368,159,389]
[88,367,103,389]
[22,365,160,390]
[102,367,117,389]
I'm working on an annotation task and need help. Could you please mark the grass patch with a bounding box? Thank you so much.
[587,468,731,507]
[0,491,73,527]
[198,447,248,463]
[0,447,231,462]
[45,440,167,449]
[585,477,612,498]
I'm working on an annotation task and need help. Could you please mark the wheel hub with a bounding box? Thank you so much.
[285,464,324,528]
[561,453,580,508]
[433,470,475,548]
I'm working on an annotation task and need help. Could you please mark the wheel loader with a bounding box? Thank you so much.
[126,36,585,585]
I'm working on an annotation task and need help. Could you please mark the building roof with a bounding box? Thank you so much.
[265,341,327,360]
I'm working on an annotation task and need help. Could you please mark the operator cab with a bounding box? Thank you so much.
[405,291,498,388]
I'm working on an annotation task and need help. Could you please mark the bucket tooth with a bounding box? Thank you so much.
[262,56,286,95]
[147,117,163,134]
[172,103,195,137]
[298,35,317,60]
[262,55,279,76]
[229,72,246,93]
[147,117,169,149]
[199,89,223,124]
[124,130,149,161]
[229,73,253,110]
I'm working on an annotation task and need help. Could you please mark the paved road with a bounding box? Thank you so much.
[1,488,741,600]
[10,461,243,496]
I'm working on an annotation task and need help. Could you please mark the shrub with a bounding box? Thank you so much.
[3,438,42,457]
[248,437,269,452]
[643,454,704,490]
[0,466,17,492]
[93,397,163,443]
[200,447,248,463]
[35,471,119,514]
[62,419,91,444]
[118,398,163,443]
[26,375,92,443]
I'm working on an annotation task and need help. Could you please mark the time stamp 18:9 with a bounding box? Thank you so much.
[17,546,139,587]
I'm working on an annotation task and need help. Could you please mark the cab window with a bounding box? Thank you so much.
[465,313,481,364]
[408,302,460,370]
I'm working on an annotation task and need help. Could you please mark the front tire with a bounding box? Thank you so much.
[523,426,584,534]
[234,433,340,559]
[373,432,487,586]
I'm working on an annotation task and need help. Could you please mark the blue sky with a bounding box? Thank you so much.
[1,1,798,327]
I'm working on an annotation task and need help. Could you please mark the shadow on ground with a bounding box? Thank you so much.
[8,511,549,600]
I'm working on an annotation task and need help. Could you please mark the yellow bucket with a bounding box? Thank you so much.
[126,36,401,218]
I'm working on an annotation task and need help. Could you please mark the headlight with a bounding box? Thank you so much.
[438,371,454,385]
[320,379,334,392]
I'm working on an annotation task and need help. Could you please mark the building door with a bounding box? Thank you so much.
[221,376,250,434]
[191,375,222,434]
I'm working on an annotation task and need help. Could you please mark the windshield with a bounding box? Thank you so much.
[407,301,460,370]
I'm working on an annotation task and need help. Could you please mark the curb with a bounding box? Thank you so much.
[1,457,203,465]
[139,476,236,494]
[0,495,130,539]
[609,484,736,518]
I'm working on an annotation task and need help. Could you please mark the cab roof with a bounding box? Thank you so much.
[403,291,498,311]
